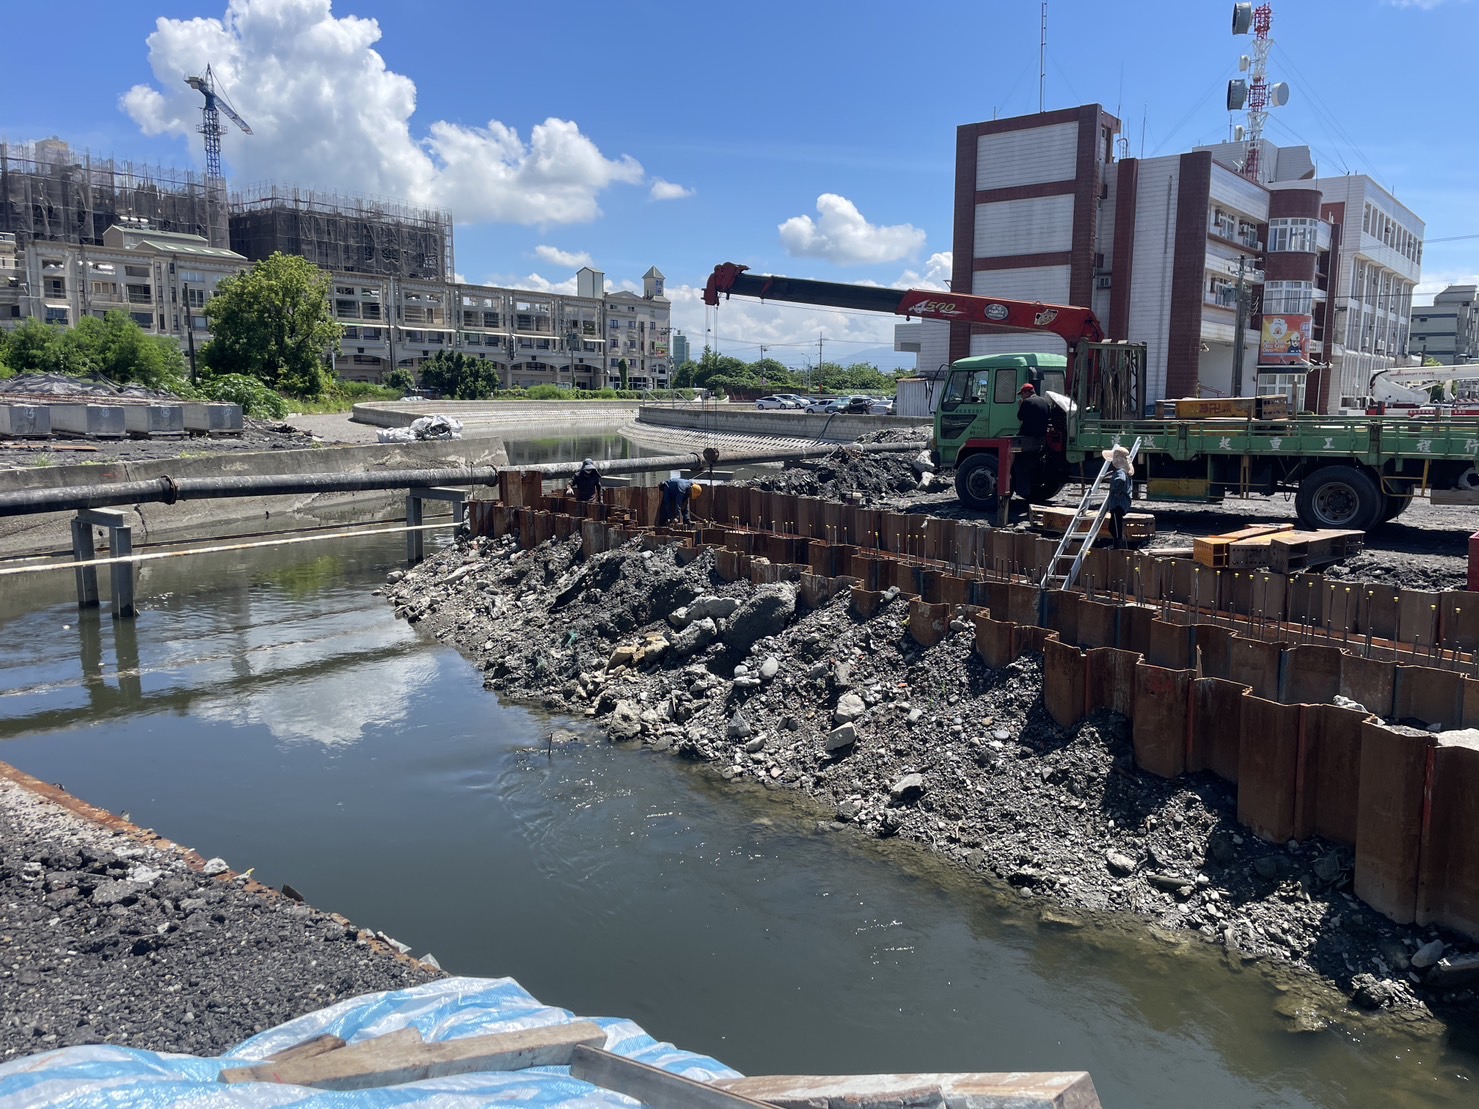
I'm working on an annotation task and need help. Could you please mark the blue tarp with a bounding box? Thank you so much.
[0,976,741,1107]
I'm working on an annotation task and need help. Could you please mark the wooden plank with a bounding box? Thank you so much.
[220,1021,606,1091]
[262,1032,348,1064]
[718,1071,1102,1109]
[1193,523,1294,567]
[569,1044,774,1109]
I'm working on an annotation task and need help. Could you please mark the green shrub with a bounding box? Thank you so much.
[203,373,289,419]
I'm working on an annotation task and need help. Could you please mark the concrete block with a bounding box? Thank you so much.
[123,404,184,437]
[1280,644,1342,705]
[180,402,243,435]
[1237,696,1302,843]
[1393,664,1466,730]
[1043,637,1087,729]
[0,404,49,437]
[1192,677,1246,781]
[1086,648,1139,718]
[1294,704,1367,846]
[1416,732,1479,937]
[1355,722,1431,925]
[1132,663,1193,779]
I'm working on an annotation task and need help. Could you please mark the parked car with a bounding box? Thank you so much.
[804,398,834,413]
[755,395,790,410]
[775,394,807,409]
[868,398,895,415]
[839,395,873,414]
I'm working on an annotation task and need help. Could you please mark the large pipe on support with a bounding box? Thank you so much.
[0,441,925,518]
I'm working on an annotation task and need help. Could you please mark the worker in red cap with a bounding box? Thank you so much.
[1014,381,1054,501]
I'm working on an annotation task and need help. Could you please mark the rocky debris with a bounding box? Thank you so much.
[738,444,935,505]
[388,529,1479,1022]
[0,780,439,1061]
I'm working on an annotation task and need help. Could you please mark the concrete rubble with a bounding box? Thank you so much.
[387,519,1479,1030]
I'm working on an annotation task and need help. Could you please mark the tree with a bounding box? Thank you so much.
[384,367,418,394]
[672,360,697,389]
[618,358,629,390]
[416,350,500,399]
[0,313,186,388]
[202,252,342,398]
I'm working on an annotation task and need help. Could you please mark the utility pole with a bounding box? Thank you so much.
[183,283,198,386]
[817,334,824,386]
[1231,254,1249,397]
[758,344,767,387]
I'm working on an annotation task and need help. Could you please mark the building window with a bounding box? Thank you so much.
[44,307,69,324]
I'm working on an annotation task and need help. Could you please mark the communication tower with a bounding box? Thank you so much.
[1226,3,1290,183]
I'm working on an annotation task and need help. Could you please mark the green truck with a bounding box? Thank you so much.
[702,263,1479,532]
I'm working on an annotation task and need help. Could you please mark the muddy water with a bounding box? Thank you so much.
[0,532,1475,1108]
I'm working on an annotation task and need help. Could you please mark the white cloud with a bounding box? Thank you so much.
[535,245,594,269]
[894,252,953,290]
[778,194,927,265]
[1414,271,1479,304]
[665,281,898,366]
[649,178,695,201]
[120,0,642,224]
[1384,0,1456,9]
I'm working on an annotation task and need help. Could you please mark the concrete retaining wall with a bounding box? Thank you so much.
[635,405,931,442]
[469,475,1479,940]
[352,400,641,431]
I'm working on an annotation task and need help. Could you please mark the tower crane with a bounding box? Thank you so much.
[185,64,252,180]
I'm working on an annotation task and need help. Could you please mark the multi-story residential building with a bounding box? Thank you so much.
[1,223,246,354]
[1411,284,1478,365]
[939,104,1424,414]
[602,268,671,390]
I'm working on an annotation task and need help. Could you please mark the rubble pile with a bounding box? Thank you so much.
[388,532,1479,1023]
[739,445,942,504]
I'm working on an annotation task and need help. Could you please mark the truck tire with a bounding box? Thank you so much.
[1295,466,1383,532]
[954,454,1000,512]
[1381,489,1410,522]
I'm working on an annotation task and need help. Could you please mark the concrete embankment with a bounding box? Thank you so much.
[353,399,640,436]
[0,764,439,1059]
[635,404,930,443]
[0,437,507,558]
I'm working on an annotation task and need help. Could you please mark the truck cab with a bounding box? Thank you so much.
[935,353,1072,509]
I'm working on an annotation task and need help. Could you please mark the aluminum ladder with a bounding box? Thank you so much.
[1039,437,1143,592]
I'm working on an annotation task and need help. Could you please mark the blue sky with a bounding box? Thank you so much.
[4,0,1475,370]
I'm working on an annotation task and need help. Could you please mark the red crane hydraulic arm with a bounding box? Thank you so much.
[701,262,1105,352]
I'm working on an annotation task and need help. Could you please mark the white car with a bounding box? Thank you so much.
[755,395,790,409]
[868,398,895,415]
[775,394,807,409]
[804,399,834,413]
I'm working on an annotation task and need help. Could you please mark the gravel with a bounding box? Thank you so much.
[0,777,440,1060]
[386,528,1479,1029]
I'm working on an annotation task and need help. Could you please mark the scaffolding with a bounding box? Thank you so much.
[0,140,226,249]
[227,185,452,281]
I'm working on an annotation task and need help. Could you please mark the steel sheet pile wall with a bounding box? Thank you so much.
[468,474,1479,939]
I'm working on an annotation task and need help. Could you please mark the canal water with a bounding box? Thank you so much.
[1,531,1475,1108]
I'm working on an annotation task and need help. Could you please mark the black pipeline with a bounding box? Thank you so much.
[0,442,924,518]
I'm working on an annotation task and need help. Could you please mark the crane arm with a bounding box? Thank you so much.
[215,92,253,135]
[701,262,1105,350]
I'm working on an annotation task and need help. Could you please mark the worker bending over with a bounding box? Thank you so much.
[566,458,603,504]
[657,477,703,526]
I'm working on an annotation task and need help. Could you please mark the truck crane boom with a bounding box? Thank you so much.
[702,262,1104,352]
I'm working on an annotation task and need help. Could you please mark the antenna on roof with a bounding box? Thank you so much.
[1228,4,1291,183]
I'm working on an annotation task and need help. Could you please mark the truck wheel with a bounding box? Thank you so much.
[1295,466,1383,532]
[955,454,1000,512]
[1381,489,1410,522]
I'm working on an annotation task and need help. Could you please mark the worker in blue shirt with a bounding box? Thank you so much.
[657,477,703,526]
